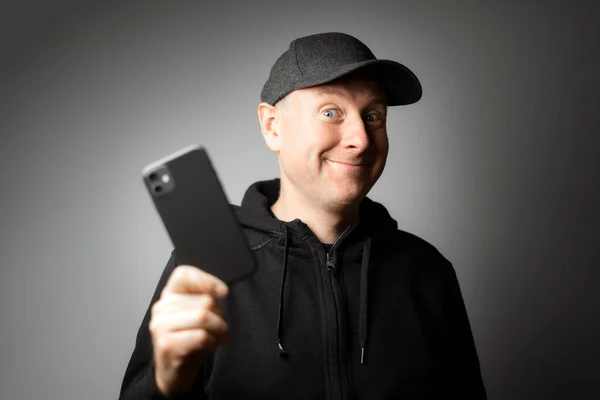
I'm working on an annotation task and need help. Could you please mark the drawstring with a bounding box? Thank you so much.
[277,225,290,357]
[359,237,372,364]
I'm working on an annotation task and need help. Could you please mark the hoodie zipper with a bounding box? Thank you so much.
[326,224,352,271]
[303,222,356,400]
[327,225,356,400]
[301,222,352,271]
[299,221,356,399]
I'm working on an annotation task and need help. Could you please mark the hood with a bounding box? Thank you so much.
[234,178,399,241]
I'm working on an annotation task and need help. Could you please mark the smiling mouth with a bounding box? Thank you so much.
[327,159,369,167]
[326,159,370,167]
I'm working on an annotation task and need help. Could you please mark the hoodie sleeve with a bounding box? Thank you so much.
[440,261,487,399]
[118,251,210,400]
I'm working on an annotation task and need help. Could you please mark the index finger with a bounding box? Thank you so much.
[163,265,229,298]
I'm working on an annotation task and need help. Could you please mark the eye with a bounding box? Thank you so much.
[365,112,385,123]
[322,109,339,118]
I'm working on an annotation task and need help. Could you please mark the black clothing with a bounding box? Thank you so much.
[119,179,486,399]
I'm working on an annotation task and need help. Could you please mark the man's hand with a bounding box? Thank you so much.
[149,265,229,396]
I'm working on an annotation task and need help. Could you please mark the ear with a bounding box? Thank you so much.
[257,102,281,152]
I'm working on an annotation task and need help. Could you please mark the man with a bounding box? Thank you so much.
[119,32,486,399]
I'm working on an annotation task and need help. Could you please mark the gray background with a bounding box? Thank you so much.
[1,1,598,399]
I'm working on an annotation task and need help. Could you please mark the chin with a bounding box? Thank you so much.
[326,184,371,210]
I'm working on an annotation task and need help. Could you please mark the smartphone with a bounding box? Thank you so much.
[142,145,255,284]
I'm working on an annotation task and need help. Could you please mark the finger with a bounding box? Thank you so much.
[155,308,229,337]
[163,265,228,298]
[155,329,218,357]
[154,293,216,315]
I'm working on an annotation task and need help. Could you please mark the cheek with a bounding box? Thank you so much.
[285,121,336,156]
[372,132,389,176]
[310,123,340,152]
[374,131,389,157]
[278,126,314,173]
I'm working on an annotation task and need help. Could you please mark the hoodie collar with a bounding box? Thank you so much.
[237,178,398,240]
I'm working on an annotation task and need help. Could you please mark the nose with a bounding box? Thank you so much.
[341,113,370,151]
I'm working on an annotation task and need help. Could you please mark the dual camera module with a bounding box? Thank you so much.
[146,166,175,196]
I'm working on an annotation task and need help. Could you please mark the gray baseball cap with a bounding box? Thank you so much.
[260,32,422,106]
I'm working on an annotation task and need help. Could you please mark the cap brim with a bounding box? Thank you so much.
[291,59,422,106]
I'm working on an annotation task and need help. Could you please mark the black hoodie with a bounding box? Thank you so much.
[119,179,486,399]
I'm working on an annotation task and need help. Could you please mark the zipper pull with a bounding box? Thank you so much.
[326,253,336,271]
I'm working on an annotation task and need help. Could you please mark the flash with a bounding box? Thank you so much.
[161,174,171,184]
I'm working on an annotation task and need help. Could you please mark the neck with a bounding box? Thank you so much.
[271,185,359,244]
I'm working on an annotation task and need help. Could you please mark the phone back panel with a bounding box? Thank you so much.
[142,145,255,283]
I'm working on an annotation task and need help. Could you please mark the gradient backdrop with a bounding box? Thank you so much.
[1,1,598,399]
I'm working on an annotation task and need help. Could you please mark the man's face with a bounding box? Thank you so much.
[275,77,389,212]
